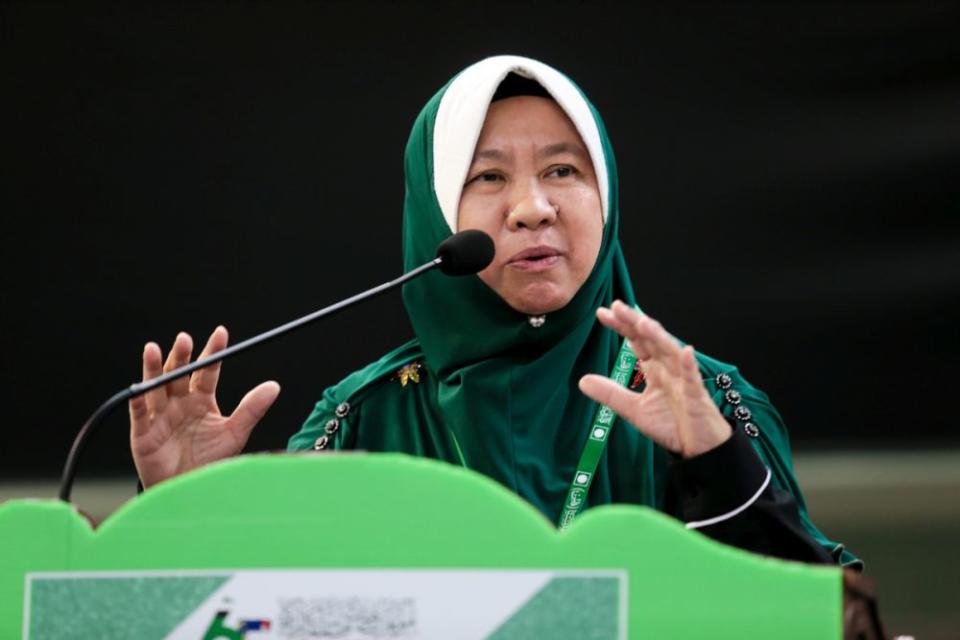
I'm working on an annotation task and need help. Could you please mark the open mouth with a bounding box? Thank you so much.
[508,246,562,271]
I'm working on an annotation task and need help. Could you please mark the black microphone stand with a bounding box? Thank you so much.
[58,257,442,503]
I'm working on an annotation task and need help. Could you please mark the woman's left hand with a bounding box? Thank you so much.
[578,300,732,459]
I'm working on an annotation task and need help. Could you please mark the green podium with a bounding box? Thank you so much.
[1,453,841,638]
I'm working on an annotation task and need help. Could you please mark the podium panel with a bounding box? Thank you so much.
[1,453,841,638]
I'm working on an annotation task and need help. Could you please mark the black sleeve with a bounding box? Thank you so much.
[664,425,834,564]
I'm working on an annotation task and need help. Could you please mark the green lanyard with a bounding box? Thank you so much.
[557,336,637,531]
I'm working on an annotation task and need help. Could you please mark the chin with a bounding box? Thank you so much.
[507,287,572,315]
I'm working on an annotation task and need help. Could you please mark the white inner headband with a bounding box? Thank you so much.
[432,55,609,232]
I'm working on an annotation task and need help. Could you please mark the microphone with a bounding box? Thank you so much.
[58,230,495,502]
[436,229,495,276]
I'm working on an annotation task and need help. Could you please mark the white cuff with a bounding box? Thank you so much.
[685,468,772,530]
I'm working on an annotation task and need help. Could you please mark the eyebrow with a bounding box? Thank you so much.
[538,142,589,161]
[471,142,589,164]
[472,148,508,162]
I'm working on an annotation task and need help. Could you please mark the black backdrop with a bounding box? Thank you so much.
[3,2,959,478]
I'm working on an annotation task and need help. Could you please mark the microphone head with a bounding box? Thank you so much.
[435,230,496,276]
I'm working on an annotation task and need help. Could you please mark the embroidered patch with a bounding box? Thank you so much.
[394,362,423,387]
[629,360,645,389]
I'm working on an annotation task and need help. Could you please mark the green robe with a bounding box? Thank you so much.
[286,56,860,568]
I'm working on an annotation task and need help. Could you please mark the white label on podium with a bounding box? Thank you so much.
[25,568,627,639]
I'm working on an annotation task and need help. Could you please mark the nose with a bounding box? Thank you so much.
[506,180,557,231]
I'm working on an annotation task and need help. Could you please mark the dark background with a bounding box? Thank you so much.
[2,1,959,478]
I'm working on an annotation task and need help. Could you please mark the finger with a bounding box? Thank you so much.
[681,344,698,378]
[598,305,671,372]
[611,303,684,377]
[578,374,677,452]
[596,306,654,360]
[598,301,644,339]
[680,345,707,398]
[190,326,229,395]
[578,373,633,415]
[128,391,150,439]
[225,381,281,443]
[141,341,167,414]
[163,332,194,397]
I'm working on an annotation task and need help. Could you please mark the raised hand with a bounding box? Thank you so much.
[128,326,281,488]
[578,301,731,458]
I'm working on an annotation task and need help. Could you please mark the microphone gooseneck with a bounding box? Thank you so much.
[58,230,495,503]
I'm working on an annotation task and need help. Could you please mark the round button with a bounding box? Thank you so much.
[313,435,329,450]
[716,373,732,390]
[734,405,752,421]
[724,389,742,405]
[335,402,351,418]
[528,315,546,328]
[324,418,340,435]
[743,423,760,438]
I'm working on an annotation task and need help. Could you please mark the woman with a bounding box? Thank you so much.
[130,55,859,567]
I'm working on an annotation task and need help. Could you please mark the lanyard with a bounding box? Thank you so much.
[557,336,637,531]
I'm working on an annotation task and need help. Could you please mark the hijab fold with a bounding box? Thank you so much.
[399,55,646,514]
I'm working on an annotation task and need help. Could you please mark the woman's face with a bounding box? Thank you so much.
[457,96,604,315]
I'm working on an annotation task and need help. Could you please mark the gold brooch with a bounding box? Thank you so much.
[395,362,423,387]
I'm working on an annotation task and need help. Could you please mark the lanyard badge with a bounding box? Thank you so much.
[557,336,638,531]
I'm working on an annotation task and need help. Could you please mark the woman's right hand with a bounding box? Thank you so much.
[128,326,281,489]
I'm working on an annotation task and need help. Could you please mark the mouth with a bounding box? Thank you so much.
[506,246,562,271]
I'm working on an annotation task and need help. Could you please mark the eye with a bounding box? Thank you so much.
[467,171,504,185]
[547,165,577,178]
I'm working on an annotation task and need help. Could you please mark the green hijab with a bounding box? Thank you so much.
[290,57,861,569]
[291,55,662,517]
[397,55,654,512]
